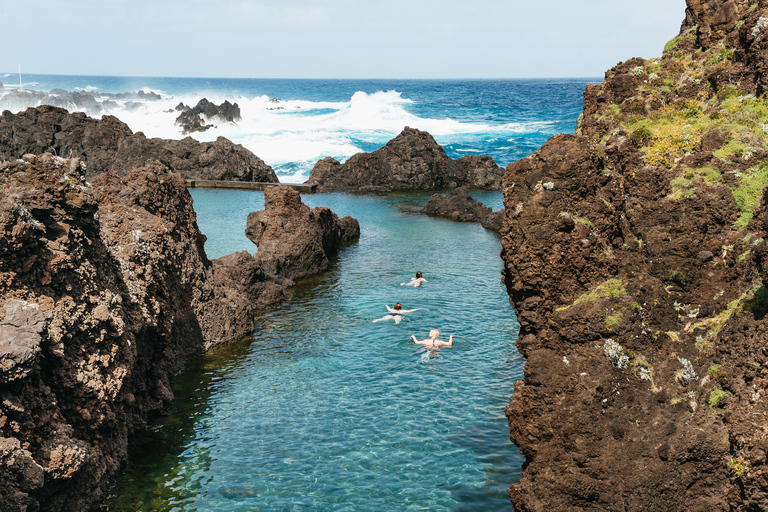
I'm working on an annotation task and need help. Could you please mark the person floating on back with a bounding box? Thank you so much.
[401,271,427,287]
[412,329,453,348]
[373,303,420,324]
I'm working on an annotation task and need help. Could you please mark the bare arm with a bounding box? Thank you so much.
[400,308,420,314]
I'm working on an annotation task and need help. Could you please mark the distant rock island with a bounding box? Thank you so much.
[174,98,241,134]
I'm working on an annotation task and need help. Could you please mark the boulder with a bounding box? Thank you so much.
[246,186,360,281]
[306,126,504,192]
[421,186,504,232]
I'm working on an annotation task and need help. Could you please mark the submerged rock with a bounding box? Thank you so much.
[421,186,504,232]
[306,126,504,192]
[0,105,277,183]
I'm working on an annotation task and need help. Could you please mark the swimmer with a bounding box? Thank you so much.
[373,302,420,324]
[401,271,427,287]
[412,329,453,348]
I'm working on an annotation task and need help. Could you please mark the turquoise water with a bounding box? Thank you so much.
[105,189,523,511]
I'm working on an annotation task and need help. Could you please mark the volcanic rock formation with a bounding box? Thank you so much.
[174,98,241,134]
[0,155,357,511]
[306,126,504,192]
[502,1,768,510]
[421,186,504,232]
[0,105,277,183]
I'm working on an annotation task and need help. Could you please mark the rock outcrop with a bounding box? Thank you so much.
[0,155,357,511]
[502,1,768,510]
[0,105,278,182]
[421,186,504,232]
[306,127,504,192]
[174,98,241,134]
[245,186,360,282]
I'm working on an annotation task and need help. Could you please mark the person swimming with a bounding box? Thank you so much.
[401,271,427,287]
[373,302,420,324]
[412,329,453,348]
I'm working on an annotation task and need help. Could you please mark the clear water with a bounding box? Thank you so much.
[104,190,524,511]
[7,75,588,510]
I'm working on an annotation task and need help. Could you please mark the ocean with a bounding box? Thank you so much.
[0,74,596,181]
[1,75,595,510]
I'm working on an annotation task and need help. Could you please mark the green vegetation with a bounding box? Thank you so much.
[663,29,696,57]
[732,163,768,229]
[709,387,733,408]
[729,457,748,477]
[557,278,628,312]
[708,364,726,379]
[606,311,623,330]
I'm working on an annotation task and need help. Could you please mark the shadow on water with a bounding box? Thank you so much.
[103,336,257,511]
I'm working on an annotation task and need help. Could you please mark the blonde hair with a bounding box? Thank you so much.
[429,329,439,339]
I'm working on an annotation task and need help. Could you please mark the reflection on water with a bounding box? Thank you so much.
[105,190,524,511]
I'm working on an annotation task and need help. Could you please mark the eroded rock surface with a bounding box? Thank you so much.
[306,127,504,192]
[0,105,277,182]
[0,155,357,511]
[421,186,504,232]
[502,1,768,510]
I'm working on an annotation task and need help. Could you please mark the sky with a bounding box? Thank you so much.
[3,0,688,79]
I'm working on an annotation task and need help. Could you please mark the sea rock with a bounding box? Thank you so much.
[0,154,356,511]
[174,98,241,134]
[306,127,504,192]
[246,186,360,281]
[421,186,504,232]
[0,105,278,182]
[0,88,161,118]
[501,1,768,510]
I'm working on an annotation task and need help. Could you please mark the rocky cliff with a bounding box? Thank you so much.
[0,155,357,511]
[0,105,277,183]
[502,1,768,510]
[306,126,504,192]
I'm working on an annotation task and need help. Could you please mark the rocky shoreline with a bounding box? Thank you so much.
[0,154,357,511]
[501,1,768,509]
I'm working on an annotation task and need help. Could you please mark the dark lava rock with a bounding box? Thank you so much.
[421,186,504,232]
[306,126,504,192]
[0,154,356,511]
[501,1,768,511]
[175,98,241,134]
[0,105,277,182]
[245,186,360,282]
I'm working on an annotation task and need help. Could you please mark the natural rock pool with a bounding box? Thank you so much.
[105,189,523,511]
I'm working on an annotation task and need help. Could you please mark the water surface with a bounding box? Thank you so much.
[105,189,523,511]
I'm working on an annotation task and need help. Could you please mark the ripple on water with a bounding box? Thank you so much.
[105,190,524,512]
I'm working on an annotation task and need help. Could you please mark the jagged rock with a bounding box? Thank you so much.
[0,105,277,182]
[502,1,768,510]
[0,154,356,511]
[245,186,360,281]
[421,186,504,232]
[306,126,504,192]
[174,99,241,134]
